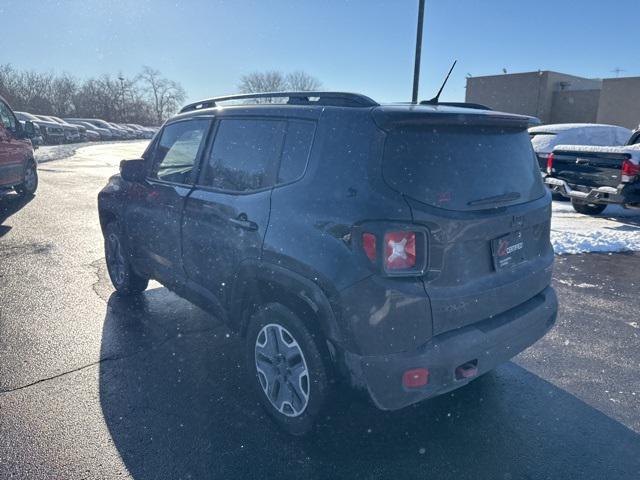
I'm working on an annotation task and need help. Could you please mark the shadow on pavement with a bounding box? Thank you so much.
[0,193,32,230]
[100,289,640,480]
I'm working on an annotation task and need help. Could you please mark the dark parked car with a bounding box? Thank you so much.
[0,97,38,197]
[545,144,640,214]
[15,111,65,145]
[66,118,123,139]
[68,120,113,141]
[36,115,80,143]
[98,92,557,435]
[125,123,155,139]
[19,120,44,147]
[47,116,91,142]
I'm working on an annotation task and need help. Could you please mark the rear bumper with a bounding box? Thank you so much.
[545,177,640,205]
[343,286,557,411]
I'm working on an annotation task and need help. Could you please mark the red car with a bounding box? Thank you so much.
[0,96,38,197]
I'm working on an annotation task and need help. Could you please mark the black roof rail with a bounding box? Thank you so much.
[179,91,379,113]
[419,100,492,111]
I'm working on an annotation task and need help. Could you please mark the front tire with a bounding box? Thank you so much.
[104,222,148,296]
[571,198,607,215]
[15,160,38,197]
[245,303,331,436]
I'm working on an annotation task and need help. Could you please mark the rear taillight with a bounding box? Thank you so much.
[362,233,377,262]
[384,231,416,270]
[621,159,640,183]
[359,227,427,276]
[546,153,554,174]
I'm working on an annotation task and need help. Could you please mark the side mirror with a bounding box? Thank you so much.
[120,159,147,182]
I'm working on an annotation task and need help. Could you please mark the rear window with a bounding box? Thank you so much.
[383,125,545,211]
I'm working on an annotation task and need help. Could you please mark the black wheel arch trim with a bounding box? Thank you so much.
[230,260,345,346]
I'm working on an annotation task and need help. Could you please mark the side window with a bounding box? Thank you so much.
[0,101,17,132]
[277,120,315,184]
[149,119,209,184]
[202,119,285,192]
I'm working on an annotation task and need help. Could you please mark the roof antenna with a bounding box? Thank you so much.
[424,60,457,105]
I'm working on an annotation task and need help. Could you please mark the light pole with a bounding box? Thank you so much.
[412,0,426,103]
[118,75,126,122]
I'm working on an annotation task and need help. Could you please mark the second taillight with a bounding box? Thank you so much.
[621,159,640,183]
[384,231,416,270]
[546,153,555,174]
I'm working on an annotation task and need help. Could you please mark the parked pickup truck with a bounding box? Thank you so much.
[545,144,640,215]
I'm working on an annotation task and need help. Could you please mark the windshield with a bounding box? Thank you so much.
[1,2,639,480]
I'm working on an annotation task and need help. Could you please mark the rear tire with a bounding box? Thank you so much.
[245,303,331,436]
[571,198,607,215]
[15,160,38,197]
[104,222,148,296]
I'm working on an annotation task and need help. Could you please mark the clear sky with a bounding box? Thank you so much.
[1,0,638,104]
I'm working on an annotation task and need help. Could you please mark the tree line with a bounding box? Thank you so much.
[0,65,186,126]
[0,66,323,125]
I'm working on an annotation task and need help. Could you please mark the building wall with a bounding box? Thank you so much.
[465,71,602,124]
[466,72,547,120]
[551,89,600,124]
[597,77,640,130]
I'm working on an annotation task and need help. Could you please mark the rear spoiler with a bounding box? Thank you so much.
[372,106,539,130]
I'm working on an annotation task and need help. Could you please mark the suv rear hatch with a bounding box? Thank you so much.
[551,145,631,189]
[375,106,553,335]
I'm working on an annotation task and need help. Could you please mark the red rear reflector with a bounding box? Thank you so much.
[384,231,416,270]
[546,153,554,174]
[403,368,429,388]
[362,233,377,262]
[621,159,640,182]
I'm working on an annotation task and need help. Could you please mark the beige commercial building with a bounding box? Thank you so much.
[465,71,640,130]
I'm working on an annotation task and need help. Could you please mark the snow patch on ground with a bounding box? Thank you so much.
[35,143,85,163]
[35,141,146,164]
[551,202,640,254]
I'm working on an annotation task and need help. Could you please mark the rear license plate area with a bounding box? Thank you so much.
[491,231,525,270]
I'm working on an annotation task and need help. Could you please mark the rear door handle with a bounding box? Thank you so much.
[228,215,258,231]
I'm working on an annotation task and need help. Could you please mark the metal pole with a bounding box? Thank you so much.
[412,0,425,103]
[118,76,126,121]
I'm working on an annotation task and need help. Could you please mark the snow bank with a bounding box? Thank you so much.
[551,203,640,254]
[35,143,86,163]
[552,229,640,254]
[35,140,149,163]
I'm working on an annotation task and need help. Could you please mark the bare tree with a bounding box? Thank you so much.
[237,71,292,103]
[50,74,78,116]
[237,70,322,103]
[285,71,322,91]
[138,66,186,124]
[0,63,186,125]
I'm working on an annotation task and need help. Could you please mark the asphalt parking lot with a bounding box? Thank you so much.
[0,142,639,479]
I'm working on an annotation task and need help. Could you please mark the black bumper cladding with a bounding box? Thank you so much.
[349,286,557,411]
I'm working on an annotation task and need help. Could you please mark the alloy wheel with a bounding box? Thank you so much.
[106,232,126,286]
[254,323,310,417]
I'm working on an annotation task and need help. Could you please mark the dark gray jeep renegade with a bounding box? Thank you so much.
[98,92,557,435]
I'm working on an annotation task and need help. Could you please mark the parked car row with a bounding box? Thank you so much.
[530,123,640,215]
[13,111,157,145]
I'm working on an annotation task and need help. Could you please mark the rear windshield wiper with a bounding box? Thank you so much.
[467,191,521,206]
